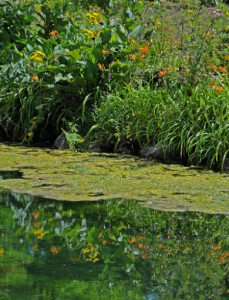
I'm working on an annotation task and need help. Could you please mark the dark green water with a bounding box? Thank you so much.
[0,189,229,300]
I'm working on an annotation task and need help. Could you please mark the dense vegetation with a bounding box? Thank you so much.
[1,0,229,169]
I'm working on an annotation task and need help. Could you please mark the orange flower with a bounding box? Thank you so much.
[210,79,215,85]
[49,30,58,36]
[218,256,224,263]
[139,54,145,59]
[129,54,137,60]
[102,239,107,245]
[31,121,36,125]
[33,212,39,219]
[32,76,38,81]
[138,235,144,239]
[102,49,109,55]
[139,243,143,248]
[219,66,227,73]
[225,56,229,61]
[98,63,105,71]
[203,32,211,37]
[129,237,136,244]
[158,243,165,249]
[211,64,217,70]
[98,232,103,239]
[33,221,41,227]
[222,252,229,258]
[158,70,166,76]
[142,253,147,259]
[213,245,221,250]
[209,251,215,256]
[214,86,222,92]
[139,47,148,55]
[50,247,59,254]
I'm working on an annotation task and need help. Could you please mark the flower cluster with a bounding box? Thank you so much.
[81,29,99,39]
[30,50,45,62]
[85,12,100,24]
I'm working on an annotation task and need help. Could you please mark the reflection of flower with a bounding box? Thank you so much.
[49,30,58,38]
[33,211,39,219]
[32,76,38,81]
[129,237,136,244]
[32,228,46,239]
[142,253,147,259]
[82,247,90,254]
[50,247,59,254]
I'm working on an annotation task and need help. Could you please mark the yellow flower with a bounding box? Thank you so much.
[30,50,45,62]
[85,12,100,24]
[226,12,229,16]
[93,258,99,263]
[0,248,4,256]
[138,1,142,3]
[32,228,46,239]
[82,248,90,254]
[227,26,229,31]
[188,10,193,13]
[81,29,99,39]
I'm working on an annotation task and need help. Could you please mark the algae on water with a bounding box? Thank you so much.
[0,143,228,214]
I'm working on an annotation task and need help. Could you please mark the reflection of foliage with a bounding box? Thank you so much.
[0,190,229,299]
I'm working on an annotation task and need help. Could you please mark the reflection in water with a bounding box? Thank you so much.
[0,170,23,180]
[0,190,229,299]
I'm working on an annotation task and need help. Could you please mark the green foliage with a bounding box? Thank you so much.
[1,0,229,168]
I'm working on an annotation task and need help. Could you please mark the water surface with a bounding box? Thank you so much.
[0,190,229,299]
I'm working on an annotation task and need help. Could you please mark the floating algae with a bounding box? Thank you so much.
[0,143,229,214]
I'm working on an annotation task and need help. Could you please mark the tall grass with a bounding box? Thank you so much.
[93,81,229,169]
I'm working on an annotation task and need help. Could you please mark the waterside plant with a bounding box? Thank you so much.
[1,0,229,170]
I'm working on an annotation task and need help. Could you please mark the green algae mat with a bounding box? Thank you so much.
[0,143,229,214]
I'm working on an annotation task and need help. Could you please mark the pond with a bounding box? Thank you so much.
[0,189,229,300]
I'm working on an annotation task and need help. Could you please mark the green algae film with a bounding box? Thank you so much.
[0,143,229,214]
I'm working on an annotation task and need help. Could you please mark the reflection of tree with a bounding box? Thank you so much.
[0,190,229,299]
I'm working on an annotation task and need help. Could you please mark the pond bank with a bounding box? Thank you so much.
[0,143,229,214]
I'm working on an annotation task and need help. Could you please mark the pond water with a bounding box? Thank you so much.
[0,189,229,300]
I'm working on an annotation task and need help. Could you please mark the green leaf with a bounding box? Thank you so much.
[128,25,141,38]
[68,49,81,61]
